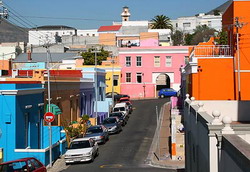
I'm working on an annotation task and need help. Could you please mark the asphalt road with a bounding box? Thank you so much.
[63,98,175,172]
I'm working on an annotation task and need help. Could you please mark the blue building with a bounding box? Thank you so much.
[0,81,66,165]
[80,67,112,124]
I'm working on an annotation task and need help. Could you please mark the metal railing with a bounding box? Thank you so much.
[190,45,232,58]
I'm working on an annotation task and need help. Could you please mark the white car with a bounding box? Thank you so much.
[64,138,99,164]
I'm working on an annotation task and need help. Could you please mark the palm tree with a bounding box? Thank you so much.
[151,15,173,30]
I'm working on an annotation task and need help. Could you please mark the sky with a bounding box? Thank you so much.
[4,0,228,30]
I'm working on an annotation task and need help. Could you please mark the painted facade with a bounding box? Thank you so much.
[0,82,66,165]
[183,0,250,101]
[80,67,112,124]
[119,46,189,99]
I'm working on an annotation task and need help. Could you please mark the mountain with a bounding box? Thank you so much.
[0,19,28,43]
[206,0,231,15]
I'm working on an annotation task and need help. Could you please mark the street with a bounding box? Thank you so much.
[62,98,177,172]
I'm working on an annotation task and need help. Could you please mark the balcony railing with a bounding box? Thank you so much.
[190,45,232,58]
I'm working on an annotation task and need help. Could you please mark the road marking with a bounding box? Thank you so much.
[100,164,123,168]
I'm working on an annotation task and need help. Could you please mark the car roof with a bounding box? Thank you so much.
[114,102,126,107]
[0,157,38,165]
[72,137,91,142]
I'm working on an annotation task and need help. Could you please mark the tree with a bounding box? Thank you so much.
[215,30,228,45]
[190,25,217,45]
[151,15,173,30]
[81,48,109,65]
[213,10,221,16]
[171,30,184,45]
[184,33,194,45]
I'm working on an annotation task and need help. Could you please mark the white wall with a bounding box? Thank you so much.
[29,29,76,45]
[198,101,250,122]
[77,29,99,36]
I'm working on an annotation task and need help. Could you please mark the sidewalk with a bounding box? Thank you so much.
[146,102,185,170]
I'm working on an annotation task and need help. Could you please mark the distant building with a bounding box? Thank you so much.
[28,25,77,45]
[171,13,222,34]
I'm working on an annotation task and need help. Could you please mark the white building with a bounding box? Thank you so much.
[171,13,222,34]
[77,29,99,37]
[184,95,250,172]
[28,25,77,45]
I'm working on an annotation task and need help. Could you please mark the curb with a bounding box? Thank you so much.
[146,102,185,170]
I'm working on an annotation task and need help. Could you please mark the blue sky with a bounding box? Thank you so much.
[4,0,228,29]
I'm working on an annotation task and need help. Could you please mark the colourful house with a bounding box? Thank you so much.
[183,0,250,101]
[119,46,189,99]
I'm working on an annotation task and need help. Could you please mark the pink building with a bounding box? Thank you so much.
[119,46,189,99]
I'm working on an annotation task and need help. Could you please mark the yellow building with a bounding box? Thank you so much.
[81,64,121,94]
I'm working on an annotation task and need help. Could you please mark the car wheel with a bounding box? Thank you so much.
[90,154,95,162]
[65,163,70,166]
[96,149,99,157]
[160,94,165,98]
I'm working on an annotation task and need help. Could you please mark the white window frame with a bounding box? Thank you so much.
[126,73,131,83]
[126,56,131,67]
[166,56,172,67]
[154,56,160,67]
[136,56,142,67]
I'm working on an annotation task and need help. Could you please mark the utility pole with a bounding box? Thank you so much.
[111,55,114,107]
[0,1,8,22]
[44,35,52,168]
[234,17,245,100]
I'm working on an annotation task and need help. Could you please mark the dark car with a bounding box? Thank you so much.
[0,157,46,172]
[158,88,177,98]
[106,92,130,102]
[84,125,109,144]
[109,112,128,126]
[102,117,122,134]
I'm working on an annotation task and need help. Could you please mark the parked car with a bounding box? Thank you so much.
[158,88,177,98]
[109,112,128,126]
[105,92,130,101]
[102,117,122,134]
[118,97,130,103]
[113,102,129,116]
[65,138,99,164]
[84,125,109,144]
[0,157,46,172]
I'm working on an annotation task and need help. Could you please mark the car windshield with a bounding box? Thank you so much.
[103,118,116,124]
[110,113,123,118]
[120,99,129,102]
[86,127,103,134]
[69,140,91,149]
[0,161,27,172]
[113,107,125,112]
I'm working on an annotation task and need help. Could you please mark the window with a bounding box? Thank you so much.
[92,34,95,37]
[113,75,119,86]
[176,23,178,27]
[136,56,142,66]
[136,73,142,83]
[185,56,189,64]
[208,21,211,27]
[154,56,160,67]
[126,73,131,83]
[166,56,172,67]
[126,56,131,67]
[183,22,191,27]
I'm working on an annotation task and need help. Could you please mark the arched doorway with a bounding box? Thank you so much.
[156,73,170,91]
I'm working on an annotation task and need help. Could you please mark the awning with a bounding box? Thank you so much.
[46,104,62,115]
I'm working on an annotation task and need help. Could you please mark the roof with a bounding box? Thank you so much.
[14,53,79,63]
[31,25,76,30]
[98,25,122,32]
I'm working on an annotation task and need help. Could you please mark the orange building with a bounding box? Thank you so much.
[184,0,250,100]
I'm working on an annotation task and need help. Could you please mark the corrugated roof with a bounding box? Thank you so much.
[14,53,79,63]
[206,0,231,15]
[98,25,122,32]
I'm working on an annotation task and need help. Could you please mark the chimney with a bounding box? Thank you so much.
[27,51,32,61]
